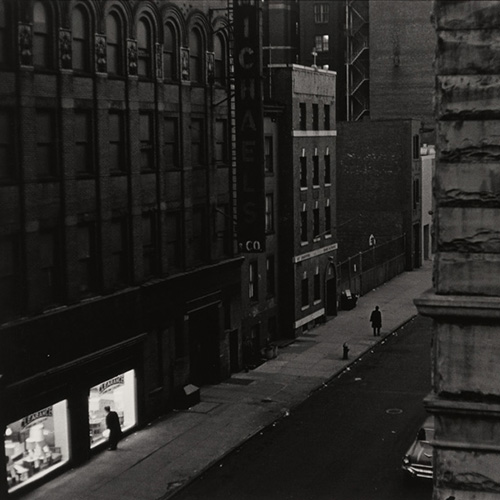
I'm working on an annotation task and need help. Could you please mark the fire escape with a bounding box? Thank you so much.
[346,0,369,121]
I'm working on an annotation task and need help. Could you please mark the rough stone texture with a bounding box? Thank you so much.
[437,75,500,119]
[426,3,500,497]
[435,252,500,296]
[434,321,500,397]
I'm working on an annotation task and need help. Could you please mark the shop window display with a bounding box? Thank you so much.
[5,400,70,492]
[88,370,136,448]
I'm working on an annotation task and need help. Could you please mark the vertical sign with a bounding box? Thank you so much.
[234,0,266,253]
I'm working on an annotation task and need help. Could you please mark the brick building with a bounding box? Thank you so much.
[0,0,242,494]
[337,119,422,270]
[270,64,338,335]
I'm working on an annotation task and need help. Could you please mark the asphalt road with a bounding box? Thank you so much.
[173,315,434,500]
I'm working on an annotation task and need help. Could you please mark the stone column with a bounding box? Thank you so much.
[415,1,500,498]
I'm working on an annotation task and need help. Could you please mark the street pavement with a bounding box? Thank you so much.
[19,261,433,500]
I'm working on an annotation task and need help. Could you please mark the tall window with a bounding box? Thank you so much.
[75,110,93,174]
[299,102,306,130]
[106,12,123,75]
[214,33,226,84]
[137,18,153,78]
[300,156,307,188]
[77,222,98,295]
[142,212,158,277]
[413,178,421,209]
[300,209,308,242]
[36,109,57,177]
[324,104,331,130]
[314,4,329,24]
[110,216,129,286]
[413,135,420,159]
[166,212,182,271]
[315,34,329,52]
[40,228,62,307]
[249,261,258,300]
[0,109,15,180]
[163,22,178,80]
[33,1,52,68]
[264,136,273,173]
[215,119,228,164]
[301,276,309,307]
[192,207,206,263]
[266,255,275,296]
[72,6,90,71]
[109,111,126,172]
[265,194,274,233]
[0,234,20,320]
[189,28,203,83]
[324,154,331,184]
[325,202,331,235]
[312,155,319,186]
[191,118,205,166]
[312,103,319,130]
[164,117,179,168]
[314,271,321,301]
[0,1,10,66]
[139,112,154,171]
[313,207,320,238]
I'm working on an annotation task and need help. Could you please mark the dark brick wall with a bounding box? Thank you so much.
[337,120,420,263]
[369,0,435,143]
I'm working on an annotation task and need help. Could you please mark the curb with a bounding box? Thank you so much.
[159,313,419,500]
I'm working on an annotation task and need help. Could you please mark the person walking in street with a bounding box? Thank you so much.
[370,306,382,336]
[104,406,122,450]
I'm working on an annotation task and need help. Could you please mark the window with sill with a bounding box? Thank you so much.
[299,102,306,130]
[301,276,309,307]
[0,109,16,181]
[109,111,127,173]
[137,17,154,78]
[313,207,320,238]
[312,103,319,130]
[300,156,307,188]
[214,33,227,84]
[314,34,329,52]
[164,117,179,169]
[106,11,125,75]
[36,109,58,178]
[300,210,308,243]
[33,1,54,69]
[72,5,91,72]
[75,110,94,175]
[312,155,319,186]
[314,272,321,301]
[139,112,155,171]
[324,154,331,184]
[163,22,178,80]
[189,28,203,83]
[314,3,329,24]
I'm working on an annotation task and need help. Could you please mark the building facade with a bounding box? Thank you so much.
[0,0,243,495]
[337,119,422,270]
[416,2,500,498]
[270,64,338,336]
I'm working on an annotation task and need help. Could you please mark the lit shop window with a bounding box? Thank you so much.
[5,400,70,492]
[88,370,137,448]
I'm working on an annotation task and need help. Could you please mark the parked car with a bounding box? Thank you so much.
[402,416,434,479]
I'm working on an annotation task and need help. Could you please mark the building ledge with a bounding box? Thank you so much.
[415,289,500,320]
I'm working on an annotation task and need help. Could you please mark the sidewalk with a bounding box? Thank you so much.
[19,262,432,500]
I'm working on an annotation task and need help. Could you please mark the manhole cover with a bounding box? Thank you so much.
[386,408,403,415]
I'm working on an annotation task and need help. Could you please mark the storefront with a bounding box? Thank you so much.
[5,401,70,493]
[88,370,137,448]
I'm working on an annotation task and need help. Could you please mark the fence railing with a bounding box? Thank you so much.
[337,235,406,300]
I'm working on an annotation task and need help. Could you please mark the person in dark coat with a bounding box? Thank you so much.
[104,406,122,450]
[370,306,382,336]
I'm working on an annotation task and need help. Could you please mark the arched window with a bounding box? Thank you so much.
[214,33,226,84]
[33,1,52,68]
[72,5,90,72]
[106,12,123,75]
[137,18,153,78]
[189,28,203,83]
[0,1,10,66]
[163,22,177,80]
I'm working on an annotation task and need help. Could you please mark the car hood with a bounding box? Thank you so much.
[405,440,433,466]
